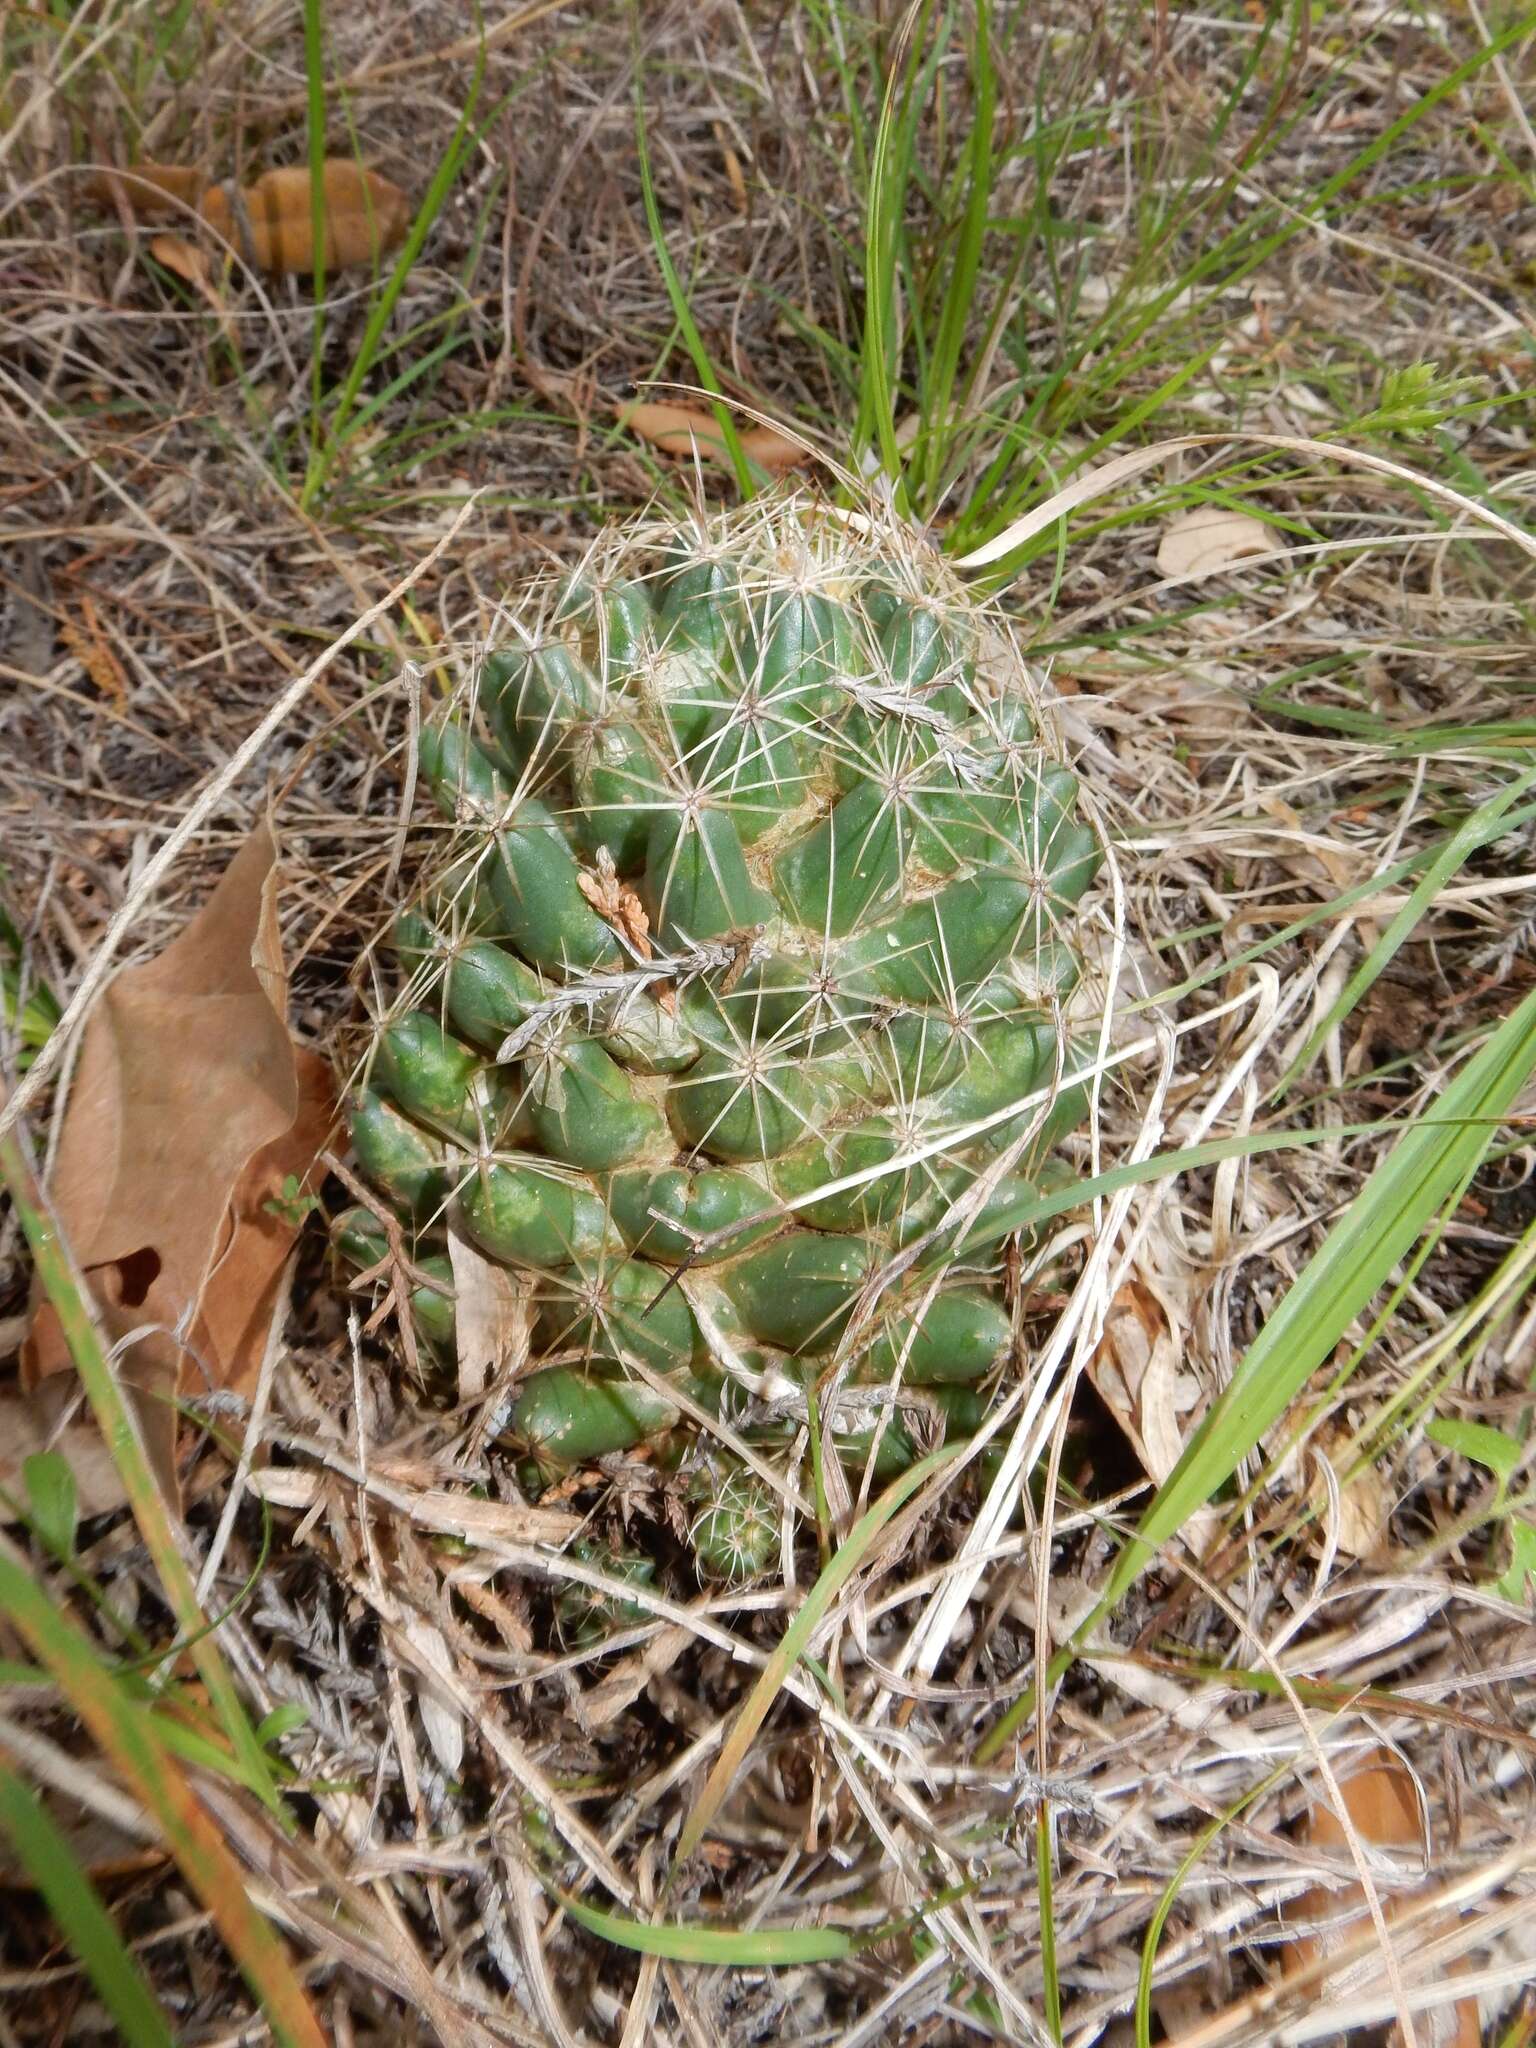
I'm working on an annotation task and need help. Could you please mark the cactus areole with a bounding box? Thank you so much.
[340,493,1102,1588]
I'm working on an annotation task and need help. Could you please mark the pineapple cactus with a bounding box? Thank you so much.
[337,492,1101,1589]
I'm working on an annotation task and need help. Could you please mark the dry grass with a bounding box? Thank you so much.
[2,3,1536,2043]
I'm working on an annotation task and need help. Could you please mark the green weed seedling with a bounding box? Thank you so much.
[1426,1413,1536,1604]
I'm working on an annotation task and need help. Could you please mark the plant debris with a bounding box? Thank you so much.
[89,160,410,278]
[20,827,335,1503]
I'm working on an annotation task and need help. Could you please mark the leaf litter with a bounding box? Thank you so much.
[13,826,335,1508]
[1279,1746,1481,2048]
[88,160,411,280]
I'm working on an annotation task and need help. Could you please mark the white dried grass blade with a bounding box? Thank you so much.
[399,1616,464,1778]
[447,1223,527,1403]
[956,432,1536,571]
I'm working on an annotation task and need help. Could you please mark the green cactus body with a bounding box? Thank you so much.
[555,1537,659,1648]
[687,1462,780,1585]
[350,1090,448,1224]
[348,495,1100,1608]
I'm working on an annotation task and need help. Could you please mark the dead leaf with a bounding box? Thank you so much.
[0,1377,139,1523]
[147,232,207,284]
[577,846,652,959]
[246,1465,580,1547]
[58,590,129,709]
[577,1623,692,1731]
[1307,1429,1391,1561]
[713,122,747,213]
[87,163,205,216]
[0,1801,165,1889]
[206,163,410,277]
[620,401,737,467]
[1284,1746,1480,2048]
[1156,505,1277,579]
[92,160,410,278]
[446,1226,529,1405]
[22,827,337,1507]
[1086,1276,1196,1485]
[145,233,242,357]
[200,1048,335,1381]
[1149,1982,1207,2042]
[618,401,807,476]
[245,1467,327,1511]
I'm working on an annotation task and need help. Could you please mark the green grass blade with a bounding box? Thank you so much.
[943,8,1530,562]
[0,1543,326,2048]
[559,1891,852,1964]
[300,48,486,511]
[940,1118,1394,1257]
[0,1659,49,1687]
[1274,762,1536,1095]
[920,0,994,503]
[633,90,753,498]
[856,4,927,498]
[22,1450,77,1559]
[0,1124,279,1812]
[142,1700,285,1793]
[718,1115,1422,1271]
[559,1875,980,1966]
[309,330,466,454]
[302,0,328,475]
[978,983,1536,1760]
[1037,1806,1062,2044]
[0,890,60,1070]
[1150,792,1536,1015]
[0,1764,177,2048]
[1134,1760,1291,2048]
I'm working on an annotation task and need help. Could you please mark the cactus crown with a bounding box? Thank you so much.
[342,491,1102,1594]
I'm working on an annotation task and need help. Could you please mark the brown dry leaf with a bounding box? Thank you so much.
[145,233,242,357]
[578,1623,692,1732]
[207,163,410,277]
[714,122,748,212]
[578,846,652,959]
[1307,1429,1391,1561]
[620,400,738,467]
[146,232,207,285]
[94,160,409,278]
[58,591,129,710]
[1284,1747,1480,2048]
[22,827,337,1506]
[0,1803,165,1889]
[740,425,808,473]
[1086,1275,1195,1485]
[0,1378,139,1523]
[1156,504,1277,579]
[246,1466,580,1547]
[618,401,807,476]
[87,163,205,217]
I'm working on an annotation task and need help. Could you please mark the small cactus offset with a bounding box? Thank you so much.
[337,491,1102,1602]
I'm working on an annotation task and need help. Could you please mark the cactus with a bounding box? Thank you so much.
[340,493,1101,1611]
[555,1539,658,1649]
